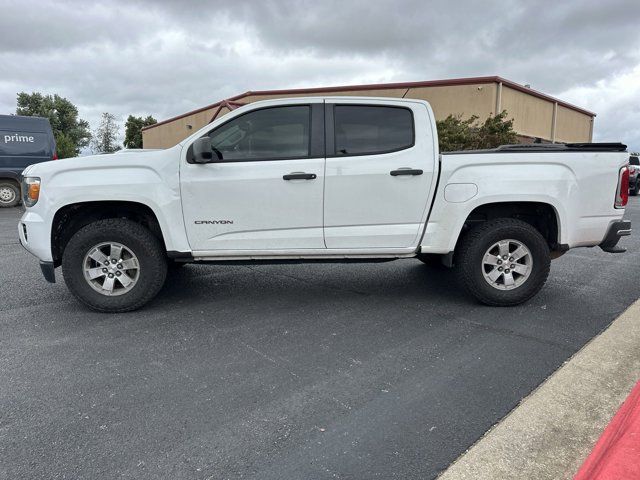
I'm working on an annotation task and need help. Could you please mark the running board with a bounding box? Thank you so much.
[168,251,417,264]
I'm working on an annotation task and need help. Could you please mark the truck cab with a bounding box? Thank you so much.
[183,97,437,252]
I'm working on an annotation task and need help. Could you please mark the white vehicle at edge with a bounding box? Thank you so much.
[18,97,632,312]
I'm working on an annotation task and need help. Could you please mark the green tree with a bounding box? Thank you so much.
[91,112,121,154]
[473,110,519,149]
[436,114,479,152]
[16,92,91,158]
[123,115,157,149]
[436,110,518,152]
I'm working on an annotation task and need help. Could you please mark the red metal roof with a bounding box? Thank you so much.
[142,76,595,131]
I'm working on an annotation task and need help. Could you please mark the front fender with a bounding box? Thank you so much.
[43,165,190,253]
[20,147,191,262]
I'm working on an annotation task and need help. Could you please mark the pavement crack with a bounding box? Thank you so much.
[456,316,573,351]
[240,341,301,379]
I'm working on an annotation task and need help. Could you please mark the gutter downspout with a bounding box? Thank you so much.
[551,102,558,143]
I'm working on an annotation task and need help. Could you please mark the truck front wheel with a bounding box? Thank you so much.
[62,219,167,312]
[455,218,550,306]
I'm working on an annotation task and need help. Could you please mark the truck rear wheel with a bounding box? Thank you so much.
[0,181,20,207]
[455,218,550,306]
[62,218,167,312]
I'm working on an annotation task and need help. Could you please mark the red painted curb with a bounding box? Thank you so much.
[574,380,640,480]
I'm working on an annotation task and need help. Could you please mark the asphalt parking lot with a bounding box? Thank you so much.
[1,200,638,480]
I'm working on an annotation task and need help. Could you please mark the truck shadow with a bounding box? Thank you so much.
[155,260,468,312]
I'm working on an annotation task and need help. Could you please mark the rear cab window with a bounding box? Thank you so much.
[333,105,414,156]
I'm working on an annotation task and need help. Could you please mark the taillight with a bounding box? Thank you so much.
[52,151,58,160]
[615,166,629,209]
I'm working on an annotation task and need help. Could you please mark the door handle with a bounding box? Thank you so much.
[283,172,317,180]
[390,168,423,176]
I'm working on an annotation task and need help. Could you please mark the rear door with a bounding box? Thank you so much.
[323,99,437,249]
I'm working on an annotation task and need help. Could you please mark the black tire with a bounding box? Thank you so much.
[631,181,639,196]
[62,218,167,312]
[0,181,20,208]
[416,253,445,268]
[455,218,550,306]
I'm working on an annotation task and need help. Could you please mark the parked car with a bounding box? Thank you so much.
[0,114,56,207]
[629,155,639,196]
[17,97,631,312]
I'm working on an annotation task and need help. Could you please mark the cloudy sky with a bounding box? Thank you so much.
[1,0,639,150]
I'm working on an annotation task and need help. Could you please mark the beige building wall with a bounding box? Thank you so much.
[142,106,219,149]
[500,85,555,140]
[142,80,594,149]
[555,105,593,143]
[406,83,497,121]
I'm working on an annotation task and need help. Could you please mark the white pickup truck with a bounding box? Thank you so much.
[18,97,631,312]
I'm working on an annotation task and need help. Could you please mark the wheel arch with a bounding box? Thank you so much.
[455,201,563,254]
[51,201,167,267]
[0,170,23,183]
[0,176,21,186]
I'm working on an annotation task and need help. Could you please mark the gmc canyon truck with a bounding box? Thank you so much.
[18,97,631,312]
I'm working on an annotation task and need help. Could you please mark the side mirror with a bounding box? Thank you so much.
[192,137,213,164]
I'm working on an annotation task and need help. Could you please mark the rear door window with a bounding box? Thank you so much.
[333,105,414,156]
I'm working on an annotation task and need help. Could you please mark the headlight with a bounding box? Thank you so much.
[22,177,41,207]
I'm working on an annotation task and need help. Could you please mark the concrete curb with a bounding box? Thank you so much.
[438,299,640,480]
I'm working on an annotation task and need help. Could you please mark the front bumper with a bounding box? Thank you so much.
[599,220,631,253]
[18,210,52,260]
[19,209,56,282]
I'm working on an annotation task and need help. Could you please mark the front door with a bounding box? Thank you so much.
[323,100,437,249]
[181,101,326,252]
